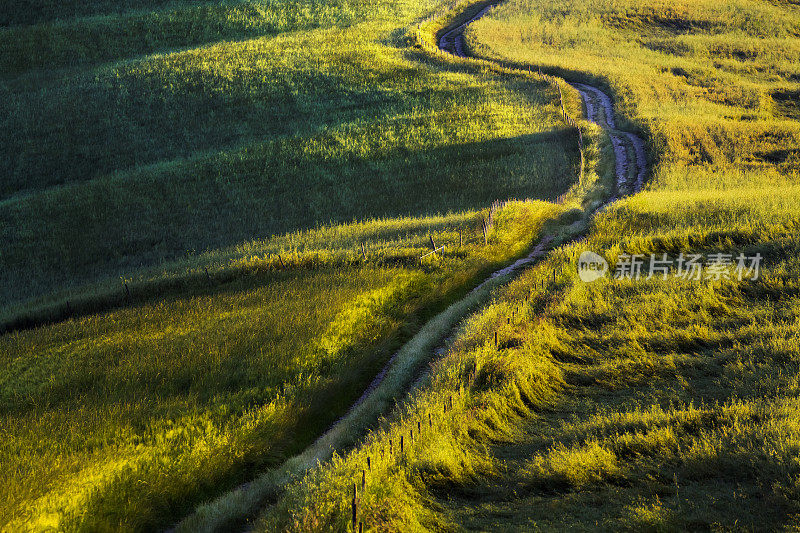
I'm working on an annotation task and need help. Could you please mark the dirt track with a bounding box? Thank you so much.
[316,2,651,469]
[177,5,649,530]
[318,0,651,488]
[439,9,646,196]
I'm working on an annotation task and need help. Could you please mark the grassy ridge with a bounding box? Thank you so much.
[0,201,568,530]
[1,18,575,306]
[1,0,362,73]
[252,0,800,529]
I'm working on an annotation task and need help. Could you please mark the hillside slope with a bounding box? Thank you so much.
[0,0,589,530]
[0,0,578,308]
[252,0,800,530]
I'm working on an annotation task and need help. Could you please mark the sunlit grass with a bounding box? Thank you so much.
[259,190,799,529]
[466,0,800,178]
[0,0,585,526]
[251,0,800,530]
[0,199,566,530]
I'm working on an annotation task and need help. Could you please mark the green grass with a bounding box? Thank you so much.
[256,190,800,530]
[466,0,800,176]
[0,0,578,308]
[0,0,590,526]
[0,199,571,530]
[250,0,800,530]
[1,0,360,67]
[13,0,798,529]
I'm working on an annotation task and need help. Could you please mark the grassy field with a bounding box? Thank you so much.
[251,0,800,530]
[0,0,579,308]
[467,0,800,176]
[259,188,800,529]
[1,202,576,531]
[0,0,589,528]
[9,0,797,529]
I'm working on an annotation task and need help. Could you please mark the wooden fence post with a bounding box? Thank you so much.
[352,484,357,530]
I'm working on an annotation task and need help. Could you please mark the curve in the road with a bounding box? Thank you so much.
[439,6,646,196]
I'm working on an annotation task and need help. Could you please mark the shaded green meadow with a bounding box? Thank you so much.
[0,0,576,307]
[1,200,571,530]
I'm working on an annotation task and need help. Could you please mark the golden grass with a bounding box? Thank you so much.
[0,0,588,525]
[249,0,800,530]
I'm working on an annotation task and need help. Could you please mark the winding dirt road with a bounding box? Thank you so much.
[306,9,650,513]
[177,5,648,531]
[439,7,647,195]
